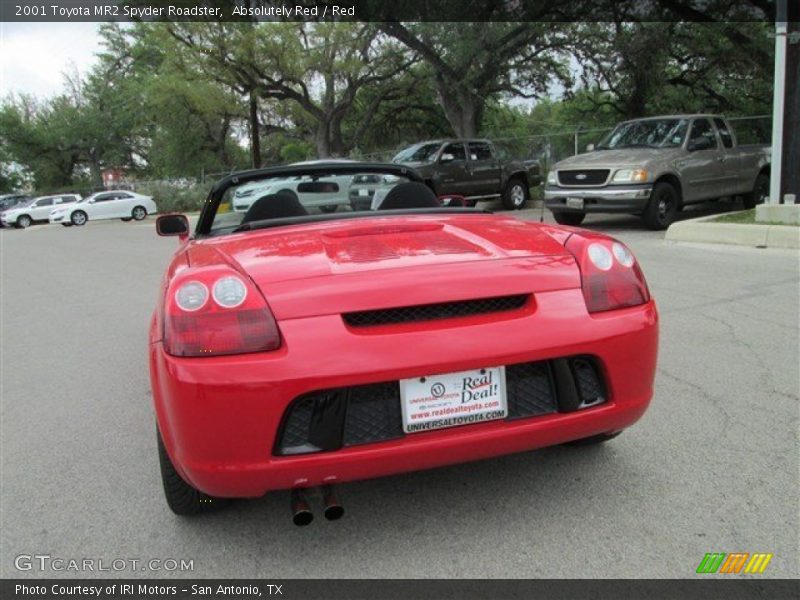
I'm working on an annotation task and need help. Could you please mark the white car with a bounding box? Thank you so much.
[49,190,158,227]
[1,194,81,228]
[232,160,355,214]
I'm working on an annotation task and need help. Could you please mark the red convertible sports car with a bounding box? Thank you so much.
[150,162,658,524]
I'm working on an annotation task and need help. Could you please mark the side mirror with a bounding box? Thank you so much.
[438,194,467,207]
[439,153,455,164]
[156,214,190,240]
[87,198,96,204]
[585,143,595,152]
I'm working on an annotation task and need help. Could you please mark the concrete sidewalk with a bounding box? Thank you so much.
[666,211,800,249]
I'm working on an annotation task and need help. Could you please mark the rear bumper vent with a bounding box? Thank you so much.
[275,355,607,456]
[343,294,529,327]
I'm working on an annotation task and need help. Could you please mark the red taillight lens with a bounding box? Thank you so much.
[164,270,281,357]
[565,235,650,313]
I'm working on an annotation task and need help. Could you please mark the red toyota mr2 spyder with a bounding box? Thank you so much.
[149,162,658,524]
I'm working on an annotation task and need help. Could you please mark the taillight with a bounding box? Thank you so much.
[565,234,650,313]
[163,269,281,357]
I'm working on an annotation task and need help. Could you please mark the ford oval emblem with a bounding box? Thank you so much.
[575,173,587,180]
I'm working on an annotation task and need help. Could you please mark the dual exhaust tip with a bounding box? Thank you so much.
[291,486,343,526]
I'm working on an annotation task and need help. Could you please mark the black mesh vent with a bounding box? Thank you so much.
[343,295,529,327]
[572,358,606,405]
[558,169,610,186]
[343,382,404,446]
[280,396,314,448]
[275,355,607,455]
[506,362,558,418]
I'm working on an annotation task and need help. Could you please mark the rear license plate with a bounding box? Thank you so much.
[566,197,584,209]
[400,367,507,433]
[358,188,370,196]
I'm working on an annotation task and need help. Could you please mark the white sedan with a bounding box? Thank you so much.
[1,194,81,228]
[231,160,355,214]
[49,190,158,227]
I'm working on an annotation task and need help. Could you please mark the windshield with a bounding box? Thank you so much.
[206,164,470,236]
[598,119,689,149]
[393,143,442,163]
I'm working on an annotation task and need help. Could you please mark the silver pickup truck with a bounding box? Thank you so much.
[544,114,771,229]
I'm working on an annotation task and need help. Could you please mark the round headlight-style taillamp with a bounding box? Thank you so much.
[175,281,209,312]
[213,276,248,308]
[587,243,613,271]
[612,242,635,267]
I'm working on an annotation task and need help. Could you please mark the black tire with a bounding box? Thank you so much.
[553,212,586,226]
[465,199,479,208]
[157,427,230,516]
[71,211,88,226]
[743,173,769,210]
[564,432,621,447]
[320,205,338,213]
[61,223,73,227]
[132,206,147,221]
[15,215,32,229]
[121,217,132,222]
[642,182,679,230]
[502,178,529,210]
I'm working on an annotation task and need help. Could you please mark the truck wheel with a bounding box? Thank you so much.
[502,178,529,210]
[743,173,769,209]
[553,212,585,226]
[157,427,230,515]
[643,182,678,230]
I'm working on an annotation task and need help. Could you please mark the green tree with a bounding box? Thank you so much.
[381,22,571,137]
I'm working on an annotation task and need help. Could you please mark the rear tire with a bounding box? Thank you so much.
[502,178,529,210]
[564,432,621,446]
[642,182,678,230]
[157,427,230,516]
[132,206,147,221]
[553,212,586,226]
[743,173,769,210]
[71,211,87,226]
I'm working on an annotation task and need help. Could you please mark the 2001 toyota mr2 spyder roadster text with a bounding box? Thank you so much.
[149,162,658,525]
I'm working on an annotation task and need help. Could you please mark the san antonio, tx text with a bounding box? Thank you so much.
[15,584,281,596]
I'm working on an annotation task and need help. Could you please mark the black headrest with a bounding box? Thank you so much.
[241,190,307,224]
[378,182,440,210]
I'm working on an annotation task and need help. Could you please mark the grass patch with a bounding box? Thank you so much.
[710,209,798,226]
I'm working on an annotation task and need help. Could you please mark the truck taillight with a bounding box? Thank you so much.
[164,270,281,357]
[565,234,650,313]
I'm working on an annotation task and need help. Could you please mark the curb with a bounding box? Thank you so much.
[665,212,800,249]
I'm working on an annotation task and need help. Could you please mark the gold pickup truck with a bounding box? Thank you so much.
[544,114,771,230]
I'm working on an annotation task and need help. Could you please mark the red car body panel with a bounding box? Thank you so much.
[149,214,658,497]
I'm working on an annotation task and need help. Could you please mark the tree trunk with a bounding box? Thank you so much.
[435,79,482,137]
[315,121,331,158]
[249,91,261,168]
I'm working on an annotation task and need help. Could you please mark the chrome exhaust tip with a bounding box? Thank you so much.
[322,485,344,521]
[290,489,313,526]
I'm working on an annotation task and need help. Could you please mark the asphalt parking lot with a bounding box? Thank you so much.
[1,204,798,579]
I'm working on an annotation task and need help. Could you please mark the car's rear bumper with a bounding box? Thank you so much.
[150,290,658,497]
[544,185,652,213]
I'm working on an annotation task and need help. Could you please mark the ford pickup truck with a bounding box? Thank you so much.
[393,139,541,210]
[544,114,771,229]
